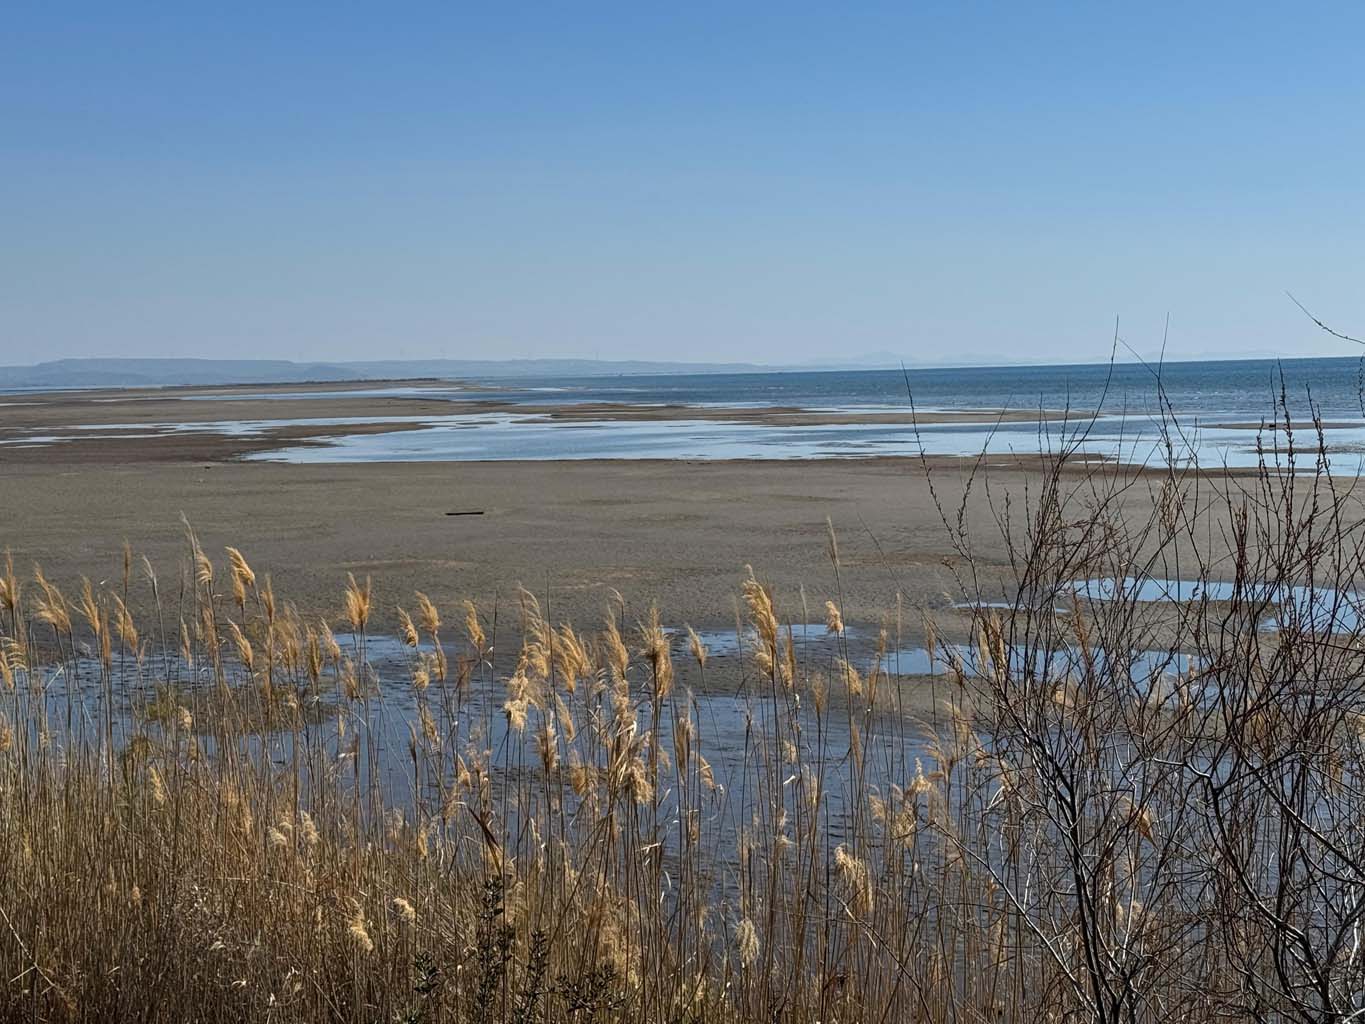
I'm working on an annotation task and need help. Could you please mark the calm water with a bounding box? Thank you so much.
[179,356,1365,418]
[467,357,1365,420]
[18,619,1200,815]
[249,357,1365,467]
[10,356,1365,466]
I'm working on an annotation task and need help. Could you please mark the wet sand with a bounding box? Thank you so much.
[0,379,1087,466]
[2,455,983,630]
[0,450,1061,725]
[0,381,1174,645]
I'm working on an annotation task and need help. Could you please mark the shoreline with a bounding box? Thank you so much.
[0,379,1116,463]
[0,380,1317,642]
[0,379,1329,469]
[0,451,1237,645]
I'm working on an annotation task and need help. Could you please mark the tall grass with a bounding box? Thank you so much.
[4,396,1365,1021]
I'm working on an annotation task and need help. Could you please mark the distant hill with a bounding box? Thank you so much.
[0,357,774,389]
[1,351,1319,391]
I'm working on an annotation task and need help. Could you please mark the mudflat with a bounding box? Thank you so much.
[0,381,1168,641]
[0,380,1086,464]
[2,455,988,630]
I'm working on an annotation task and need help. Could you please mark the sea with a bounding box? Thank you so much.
[477,356,1365,418]
[9,355,1365,467]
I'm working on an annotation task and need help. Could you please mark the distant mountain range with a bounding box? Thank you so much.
[0,350,1336,390]
[0,357,775,389]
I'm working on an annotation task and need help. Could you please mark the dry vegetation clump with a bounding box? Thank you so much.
[3,396,1365,1021]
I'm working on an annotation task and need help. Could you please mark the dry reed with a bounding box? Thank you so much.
[2,389,1365,1022]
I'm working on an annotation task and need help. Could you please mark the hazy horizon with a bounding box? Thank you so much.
[6,349,1364,382]
[6,5,1365,366]
[6,350,1364,369]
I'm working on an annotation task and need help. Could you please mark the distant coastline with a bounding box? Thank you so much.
[0,350,1358,390]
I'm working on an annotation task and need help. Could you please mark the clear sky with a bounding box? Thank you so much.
[4,3,1364,366]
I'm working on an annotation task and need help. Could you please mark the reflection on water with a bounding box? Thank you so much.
[245,415,942,462]
[12,616,1222,880]
[879,641,1199,687]
[237,413,1365,467]
[1073,576,1365,633]
[8,405,1365,468]
[10,359,1365,468]
[12,629,937,848]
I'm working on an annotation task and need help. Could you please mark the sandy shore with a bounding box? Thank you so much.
[0,380,1188,663]
[1,455,990,630]
[1,452,1075,724]
[4,379,1299,726]
[0,379,1091,465]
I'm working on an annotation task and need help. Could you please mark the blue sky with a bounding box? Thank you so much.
[4,3,1364,365]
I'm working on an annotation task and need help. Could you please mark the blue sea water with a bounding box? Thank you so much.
[470,356,1365,420]
[171,355,1365,420]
